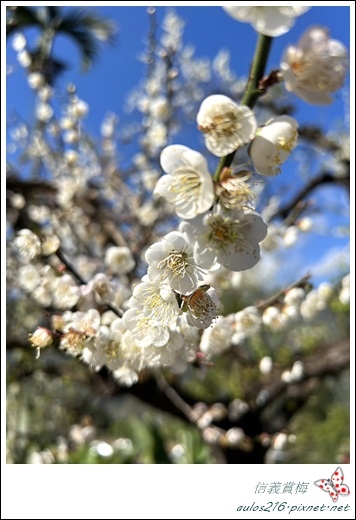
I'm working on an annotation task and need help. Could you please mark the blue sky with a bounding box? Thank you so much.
[7,6,350,133]
[6,5,351,286]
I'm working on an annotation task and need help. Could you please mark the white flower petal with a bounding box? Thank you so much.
[249,116,298,176]
[197,95,256,157]
[281,26,348,105]
[223,6,310,37]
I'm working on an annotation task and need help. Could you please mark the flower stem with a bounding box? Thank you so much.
[213,33,273,182]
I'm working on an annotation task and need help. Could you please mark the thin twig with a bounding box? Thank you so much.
[55,249,87,285]
[55,249,123,317]
[154,371,198,423]
[255,273,311,310]
[273,171,349,221]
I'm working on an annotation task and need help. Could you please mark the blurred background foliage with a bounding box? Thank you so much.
[6,281,350,464]
[6,6,350,464]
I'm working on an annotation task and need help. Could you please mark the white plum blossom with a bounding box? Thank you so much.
[149,96,169,119]
[298,217,313,232]
[113,365,139,387]
[65,309,101,337]
[88,273,115,304]
[259,356,273,375]
[223,6,310,37]
[14,229,41,261]
[64,149,79,166]
[136,203,159,227]
[281,26,348,105]
[181,207,268,272]
[216,172,256,211]
[290,360,304,381]
[318,282,334,301]
[234,306,262,337]
[144,121,167,151]
[249,116,298,177]
[38,85,53,102]
[129,278,179,325]
[122,308,170,348]
[182,285,220,329]
[51,274,80,309]
[262,306,286,330]
[18,265,41,292]
[146,231,205,295]
[339,273,350,304]
[283,225,299,247]
[200,316,234,357]
[17,50,31,67]
[104,246,135,274]
[29,327,53,354]
[68,99,89,119]
[35,102,53,122]
[41,234,60,256]
[12,33,27,52]
[282,304,300,322]
[155,145,215,219]
[197,95,257,157]
[32,285,52,307]
[273,432,288,451]
[284,287,306,307]
[27,72,45,90]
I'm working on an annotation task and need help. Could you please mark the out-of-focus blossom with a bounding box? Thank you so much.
[234,306,262,337]
[68,99,89,119]
[259,356,273,375]
[281,26,348,104]
[284,287,306,306]
[223,6,310,37]
[283,226,299,247]
[17,50,31,67]
[51,274,80,309]
[297,217,313,232]
[339,273,350,304]
[88,273,115,304]
[290,360,304,381]
[200,316,233,357]
[35,102,53,122]
[14,229,41,261]
[18,265,41,292]
[29,327,53,357]
[12,33,26,52]
[104,246,135,275]
[27,72,45,89]
[262,306,286,330]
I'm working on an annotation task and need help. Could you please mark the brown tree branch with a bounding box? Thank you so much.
[273,171,349,221]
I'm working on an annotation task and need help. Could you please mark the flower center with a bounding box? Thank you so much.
[207,215,255,255]
[277,129,298,153]
[217,177,256,210]
[140,286,177,324]
[187,288,216,319]
[199,111,239,138]
[158,250,189,280]
[209,217,238,247]
[170,167,201,200]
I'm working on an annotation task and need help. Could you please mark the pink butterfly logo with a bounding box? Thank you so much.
[314,467,350,502]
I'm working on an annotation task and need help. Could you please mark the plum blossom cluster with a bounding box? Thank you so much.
[10,6,349,391]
